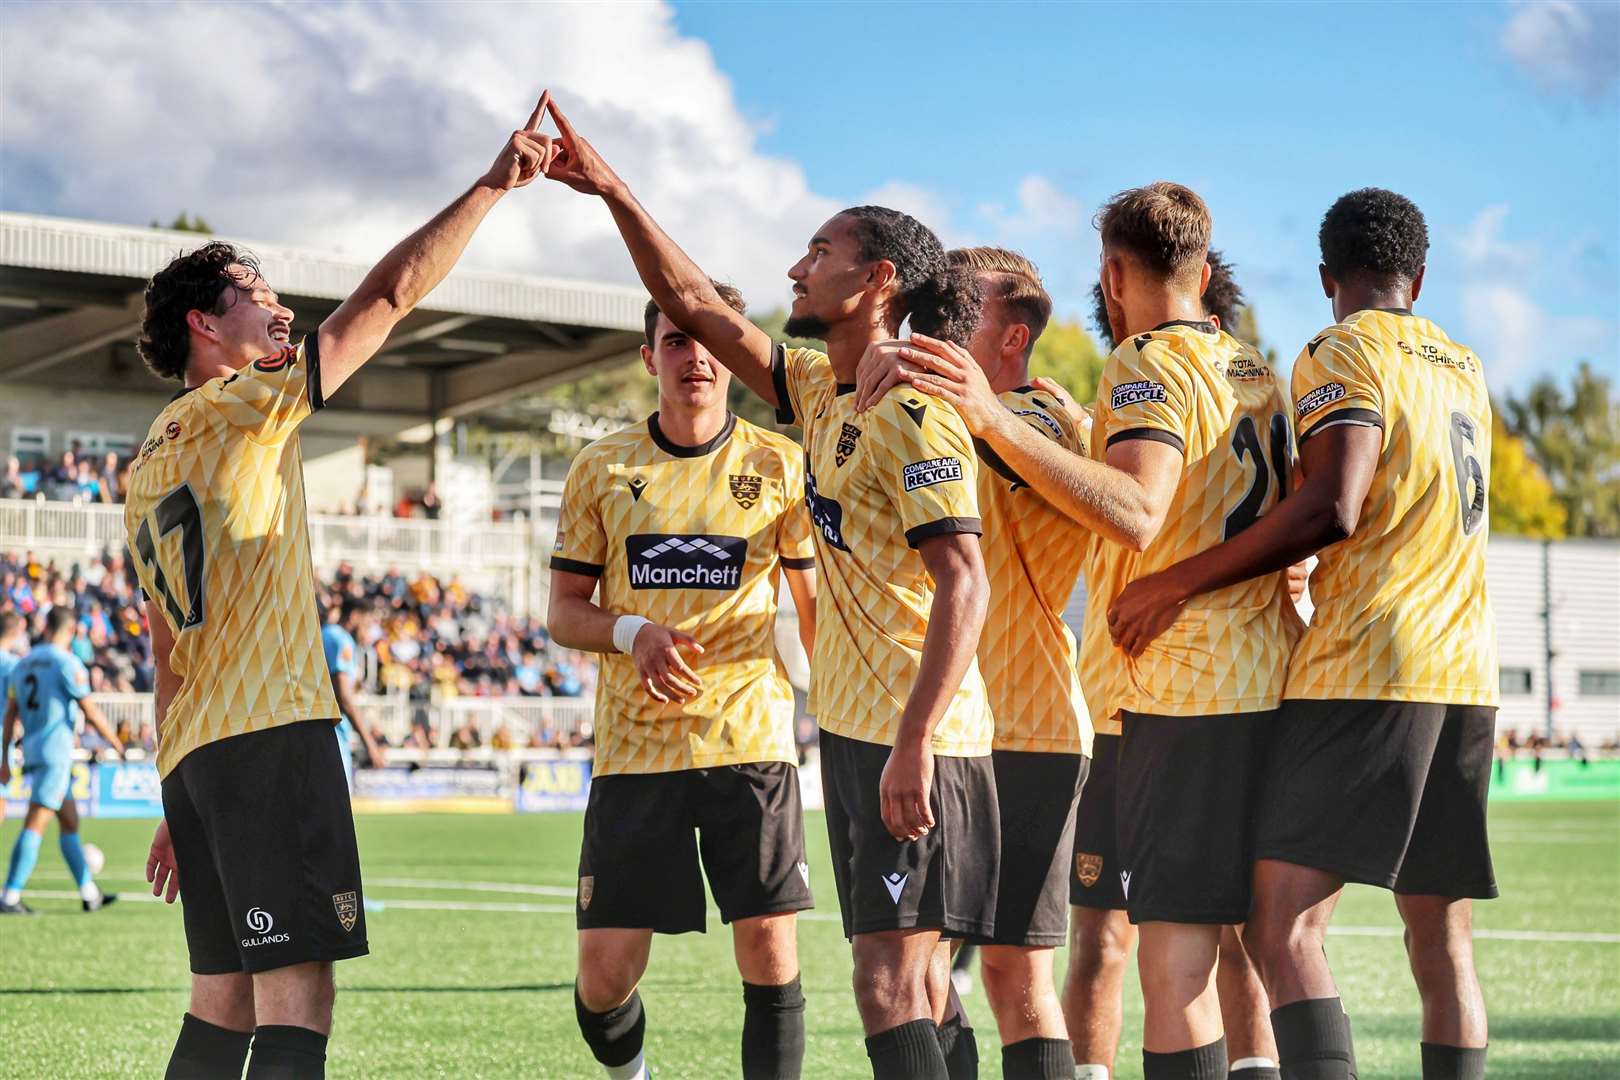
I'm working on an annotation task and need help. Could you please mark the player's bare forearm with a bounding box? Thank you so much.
[2,701,17,757]
[80,700,123,755]
[600,184,778,405]
[898,535,989,749]
[979,409,1173,551]
[785,566,817,661]
[145,599,180,743]
[546,574,620,654]
[332,673,364,732]
[319,183,504,394]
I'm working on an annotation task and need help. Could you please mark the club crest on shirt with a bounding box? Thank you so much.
[578,876,594,910]
[729,473,763,509]
[1295,382,1346,418]
[1075,853,1102,888]
[332,891,358,932]
[836,423,862,467]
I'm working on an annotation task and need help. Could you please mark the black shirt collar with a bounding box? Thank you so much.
[1151,319,1218,335]
[1370,307,1414,317]
[648,411,736,458]
[836,383,857,396]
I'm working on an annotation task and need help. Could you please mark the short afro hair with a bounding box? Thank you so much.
[1201,248,1247,330]
[1319,188,1427,283]
[137,241,262,381]
[841,206,983,347]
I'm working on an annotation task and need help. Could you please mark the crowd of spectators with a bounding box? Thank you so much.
[2,549,602,757]
[2,449,131,504]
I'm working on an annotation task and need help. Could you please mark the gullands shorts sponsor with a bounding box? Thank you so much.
[626,534,747,590]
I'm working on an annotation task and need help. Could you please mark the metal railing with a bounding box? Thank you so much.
[0,496,542,574]
[81,692,596,751]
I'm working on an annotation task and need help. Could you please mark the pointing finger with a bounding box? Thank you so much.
[548,98,579,140]
[525,89,551,133]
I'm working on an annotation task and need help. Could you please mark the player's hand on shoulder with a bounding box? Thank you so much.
[1031,377,1086,427]
[481,90,560,193]
[878,738,935,842]
[631,622,705,704]
[146,819,180,904]
[853,340,916,413]
[897,333,1003,435]
[1107,569,1191,658]
[1286,560,1309,604]
[541,99,623,198]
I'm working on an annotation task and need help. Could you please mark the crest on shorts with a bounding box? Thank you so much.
[1075,853,1102,888]
[332,891,358,932]
[578,875,594,910]
[729,473,763,509]
[836,423,862,467]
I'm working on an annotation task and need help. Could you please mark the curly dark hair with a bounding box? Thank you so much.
[137,241,261,380]
[1319,188,1427,283]
[840,206,983,346]
[1090,281,1116,352]
[1201,248,1247,330]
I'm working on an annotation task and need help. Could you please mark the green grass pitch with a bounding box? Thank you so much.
[2,800,1615,1078]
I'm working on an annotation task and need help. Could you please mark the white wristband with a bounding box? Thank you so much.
[612,615,651,655]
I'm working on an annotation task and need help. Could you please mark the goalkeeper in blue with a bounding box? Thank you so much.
[1,606,126,914]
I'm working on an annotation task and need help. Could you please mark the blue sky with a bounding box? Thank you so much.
[673,0,1619,389]
[1,0,1614,394]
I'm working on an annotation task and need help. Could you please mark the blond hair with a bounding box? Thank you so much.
[949,247,1051,355]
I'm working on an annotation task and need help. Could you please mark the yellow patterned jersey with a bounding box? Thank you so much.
[550,413,815,775]
[977,387,1094,756]
[1286,309,1497,705]
[1090,321,1303,717]
[772,345,992,755]
[124,337,338,778]
[1065,404,1122,737]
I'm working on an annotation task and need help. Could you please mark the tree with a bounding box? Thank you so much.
[1504,362,1620,538]
[1489,412,1566,538]
[148,212,213,233]
[1230,303,1281,368]
[1029,318,1106,407]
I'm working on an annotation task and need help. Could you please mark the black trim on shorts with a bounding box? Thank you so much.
[1301,408,1383,442]
[550,556,604,577]
[1105,427,1186,454]
[905,516,983,548]
[305,332,325,411]
[770,343,796,425]
[780,556,816,571]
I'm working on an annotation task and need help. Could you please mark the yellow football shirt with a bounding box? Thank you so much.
[1089,321,1303,718]
[1286,308,1498,705]
[551,413,815,775]
[977,387,1094,756]
[124,338,338,778]
[772,345,993,756]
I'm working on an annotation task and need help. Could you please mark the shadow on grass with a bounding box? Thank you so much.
[1350,1010,1620,1043]
[0,983,575,996]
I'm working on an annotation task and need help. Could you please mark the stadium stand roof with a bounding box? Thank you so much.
[0,211,647,423]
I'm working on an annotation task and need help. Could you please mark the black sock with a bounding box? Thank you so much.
[866,1018,949,1080]
[1142,1037,1226,1080]
[936,1013,977,1080]
[245,1025,327,1080]
[575,987,646,1068]
[1231,1067,1283,1080]
[1420,1043,1487,1080]
[1001,1036,1073,1080]
[165,1013,253,1080]
[1271,998,1355,1080]
[742,977,806,1080]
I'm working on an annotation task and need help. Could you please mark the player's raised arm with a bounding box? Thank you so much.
[542,101,779,406]
[316,92,560,396]
[898,334,1181,551]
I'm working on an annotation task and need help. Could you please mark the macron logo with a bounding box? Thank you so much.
[882,872,908,905]
[1119,870,1133,898]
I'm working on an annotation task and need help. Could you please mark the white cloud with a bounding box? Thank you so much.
[0,2,837,312]
[1456,205,1612,388]
[1500,0,1620,100]
[977,175,1084,237]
